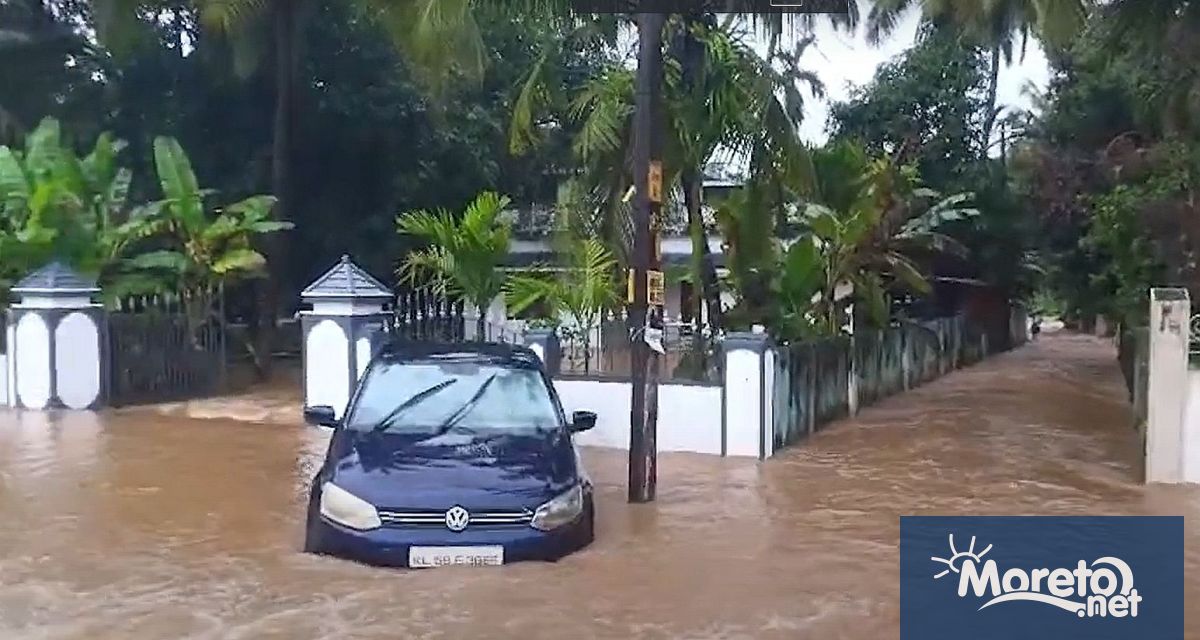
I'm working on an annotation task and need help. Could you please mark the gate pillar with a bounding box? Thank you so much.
[1146,288,1192,483]
[7,262,107,410]
[300,255,393,421]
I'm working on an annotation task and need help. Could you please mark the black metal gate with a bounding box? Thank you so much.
[108,293,227,406]
[388,287,465,342]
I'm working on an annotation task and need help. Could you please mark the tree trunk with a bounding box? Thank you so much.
[676,14,722,351]
[681,169,722,343]
[254,0,297,379]
[475,305,487,341]
[982,44,1001,158]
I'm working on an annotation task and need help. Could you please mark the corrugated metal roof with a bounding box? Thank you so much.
[301,254,392,299]
[12,262,99,294]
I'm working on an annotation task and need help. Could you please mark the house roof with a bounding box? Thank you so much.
[301,254,392,299]
[12,261,99,294]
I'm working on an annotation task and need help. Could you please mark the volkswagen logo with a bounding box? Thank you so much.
[444,506,470,532]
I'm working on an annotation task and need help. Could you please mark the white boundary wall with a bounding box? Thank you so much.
[554,378,725,456]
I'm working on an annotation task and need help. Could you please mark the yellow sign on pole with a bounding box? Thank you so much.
[648,161,663,204]
[627,269,666,307]
[648,270,665,307]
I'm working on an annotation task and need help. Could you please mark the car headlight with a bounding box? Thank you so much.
[319,482,381,531]
[530,484,584,531]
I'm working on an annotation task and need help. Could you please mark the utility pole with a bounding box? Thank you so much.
[628,9,665,504]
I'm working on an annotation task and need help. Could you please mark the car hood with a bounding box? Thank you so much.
[325,428,578,510]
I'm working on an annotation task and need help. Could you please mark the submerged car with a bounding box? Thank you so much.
[303,342,596,568]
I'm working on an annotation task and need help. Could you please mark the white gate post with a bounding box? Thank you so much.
[1146,288,1190,483]
[8,262,107,410]
[299,255,393,420]
[722,331,773,459]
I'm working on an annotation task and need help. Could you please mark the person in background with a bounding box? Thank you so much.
[1030,313,1042,340]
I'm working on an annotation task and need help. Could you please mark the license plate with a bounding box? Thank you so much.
[408,546,504,568]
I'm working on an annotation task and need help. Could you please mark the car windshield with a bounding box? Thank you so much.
[344,359,563,434]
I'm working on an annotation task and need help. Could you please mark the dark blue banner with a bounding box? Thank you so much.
[900,516,1184,639]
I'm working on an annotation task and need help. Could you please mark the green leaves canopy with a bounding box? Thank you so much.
[396,191,512,316]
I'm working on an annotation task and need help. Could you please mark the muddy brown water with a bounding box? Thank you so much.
[0,334,1197,639]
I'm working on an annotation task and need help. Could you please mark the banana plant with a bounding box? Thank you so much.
[504,237,621,373]
[0,116,139,295]
[396,191,513,337]
[122,136,290,333]
[792,185,980,336]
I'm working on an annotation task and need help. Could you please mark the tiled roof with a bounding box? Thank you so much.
[301,255,392,299]
[13,262,99,293]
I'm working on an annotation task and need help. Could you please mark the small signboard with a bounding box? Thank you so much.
[648,270,665,307]
[648,161,663,204]
[626,269,666,307]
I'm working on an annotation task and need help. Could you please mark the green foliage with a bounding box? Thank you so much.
[0,0,106,146]
[396,191,512,320]
[0,117,140,294]
[108,136,290,310]
[505,237,619,372]
[830,31,989,187]
[721,141,979,342]
[832,29,1038,308]
[0,118,287,313]
[715,175,783,330]
[509,18,821,267]
[1080,156,1189,325]
[1016,3,1200,324]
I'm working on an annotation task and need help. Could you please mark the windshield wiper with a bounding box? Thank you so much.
[371,379,458,433]
[430,374,498,436]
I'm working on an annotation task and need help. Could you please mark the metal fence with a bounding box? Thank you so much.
[387,288,465,342]
[107,292,227,406]
[772,313,995,450]
[559,321,719,383]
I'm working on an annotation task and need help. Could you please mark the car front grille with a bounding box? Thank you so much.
[378,508,534,528]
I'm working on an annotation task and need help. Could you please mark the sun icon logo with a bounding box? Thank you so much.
[931,534,992,580]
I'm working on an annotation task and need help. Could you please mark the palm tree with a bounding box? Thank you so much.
[396,191,513,338]
[505,237,620,373]
[510,16,838,342]
[671,21,826,342]
[866,0,1086,147]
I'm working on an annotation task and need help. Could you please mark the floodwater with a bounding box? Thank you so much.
[0,333,1197,639]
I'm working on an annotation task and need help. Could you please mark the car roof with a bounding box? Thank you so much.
[376,340,543,367]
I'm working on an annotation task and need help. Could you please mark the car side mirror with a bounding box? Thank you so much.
[304,405,338,428]
[570,410,597,433]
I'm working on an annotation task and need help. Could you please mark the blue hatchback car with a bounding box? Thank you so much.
[303,342,596,568]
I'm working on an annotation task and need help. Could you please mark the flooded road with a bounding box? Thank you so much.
[0,334,1197,639]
